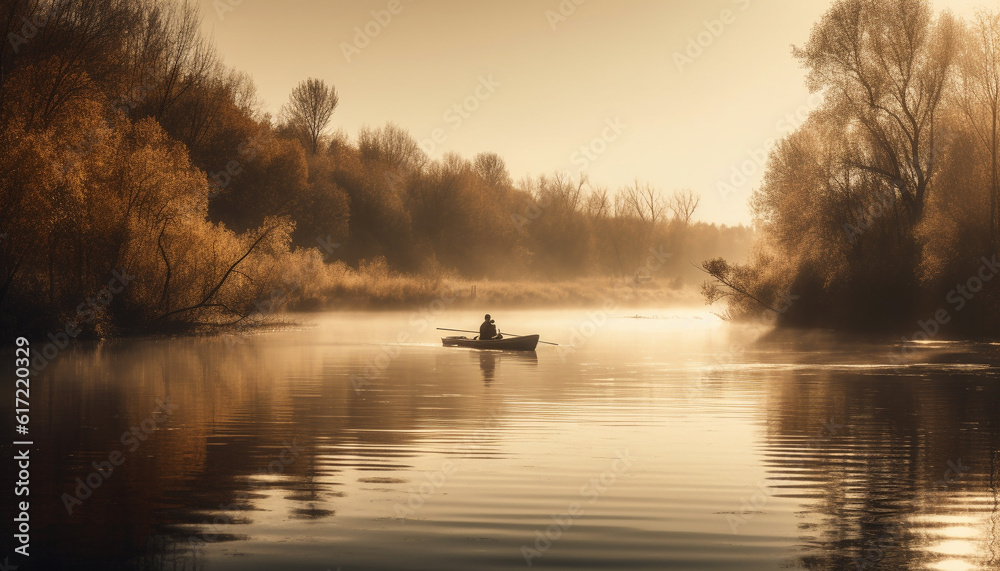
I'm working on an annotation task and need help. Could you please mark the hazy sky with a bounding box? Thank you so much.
[196,0,991,226]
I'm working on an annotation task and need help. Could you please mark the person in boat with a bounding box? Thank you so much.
[478,314,502,340]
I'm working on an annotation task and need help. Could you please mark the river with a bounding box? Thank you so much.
[9,308,1000,570]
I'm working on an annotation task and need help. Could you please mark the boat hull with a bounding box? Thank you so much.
[441,335,539,351]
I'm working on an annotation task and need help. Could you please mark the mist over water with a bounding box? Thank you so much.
[8,309,1000,570]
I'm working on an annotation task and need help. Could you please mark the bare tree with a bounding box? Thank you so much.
[282,77,339,154]
[538,171,587,211]
[584,186,611,219]
[618,179,665,226]
[668,189,700,224]
[148,0,217,120]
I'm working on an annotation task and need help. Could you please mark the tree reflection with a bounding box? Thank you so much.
[761,359,1000,570]
[21,334,508,569]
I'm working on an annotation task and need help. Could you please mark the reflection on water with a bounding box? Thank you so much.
[476,351,537,384]
[4,310,1000,570]
[481,351,496,383]
[754,337,1000,571]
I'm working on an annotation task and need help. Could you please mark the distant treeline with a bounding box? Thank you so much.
[702,0,1000,335]
[0,0,750,337]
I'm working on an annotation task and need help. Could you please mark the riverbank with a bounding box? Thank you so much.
[2,272,704,343]
[301,276,702,311]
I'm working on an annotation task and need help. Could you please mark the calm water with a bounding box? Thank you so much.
[6,308,1000,570]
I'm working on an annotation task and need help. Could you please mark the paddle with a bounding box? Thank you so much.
[436,328,560,346]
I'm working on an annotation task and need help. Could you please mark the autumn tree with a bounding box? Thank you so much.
[701,0,970,330]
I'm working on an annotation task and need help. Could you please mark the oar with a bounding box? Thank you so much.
[436,328,560,346]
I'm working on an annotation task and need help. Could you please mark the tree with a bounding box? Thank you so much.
[618,180,665,227]
[699,0,968,330]
[957,10,1000,241]
[667,189,700,224]
[473,152,512,191]
[357,122,425,174]
[282,78,339,154]
[794,0,957,226]
[210,132,311,232]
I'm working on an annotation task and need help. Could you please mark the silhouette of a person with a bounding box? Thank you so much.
[479,314,499,340]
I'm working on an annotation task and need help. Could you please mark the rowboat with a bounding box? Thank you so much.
[441,334,539,351]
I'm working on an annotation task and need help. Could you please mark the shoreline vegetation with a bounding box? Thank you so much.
[0,0,750,340]
[8,0,1000,343]
[700,0,1000,337]
[296,275,704,311]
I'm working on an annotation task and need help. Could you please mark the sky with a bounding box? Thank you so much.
[195,0,992,226]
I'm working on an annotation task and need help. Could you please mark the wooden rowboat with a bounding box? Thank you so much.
[441,334,539,351]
